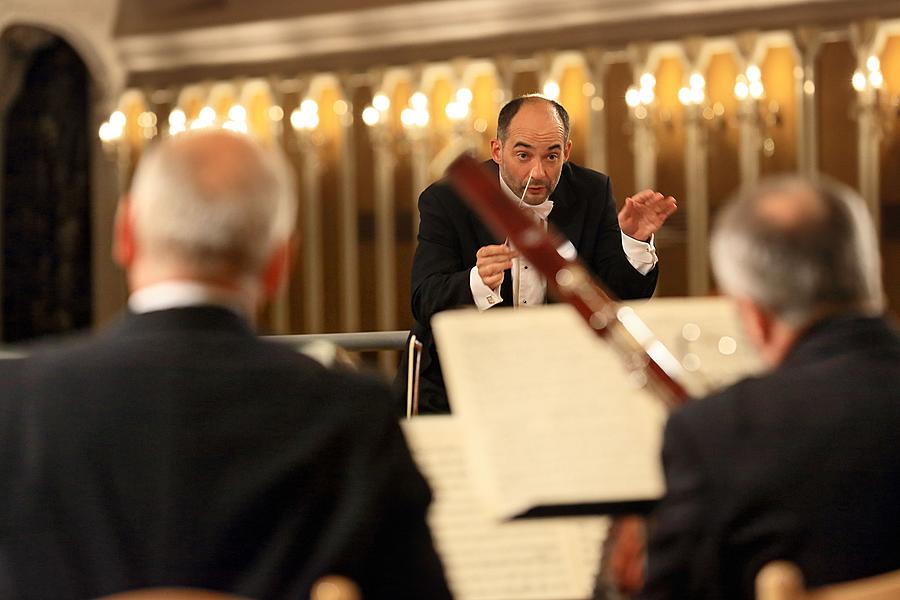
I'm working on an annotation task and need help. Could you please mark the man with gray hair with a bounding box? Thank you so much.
[628,176,900,599]
[0,130,451,599]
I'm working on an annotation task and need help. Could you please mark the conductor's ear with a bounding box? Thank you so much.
[490,138,502,164]
[113,197,135,269]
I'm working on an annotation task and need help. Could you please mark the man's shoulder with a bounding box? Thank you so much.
[666,375,765,442]
[562,161,610,187]
[420,159,498,202]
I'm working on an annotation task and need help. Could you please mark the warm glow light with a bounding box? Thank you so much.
[746,65,762,83]
[678,87,693,106]
[268,106,284,121]
[749,80,765,100]
[542,80,560,100]
[852,70,867,93]
[223,121,249,134]
[591,97,605,112]
[625,87,641,108]
[290,109,305,130]
[109,111,126,128]
[639,87,655,106]
[582,82,596,97]
[445,101,469,121]
[413,108,430,128]
[372,93,391,112]
[333,99,349,115]
[198,106,216,123]
[640,73,656,90]
[410,92,428,111]
[456,87,473,105]
[734,80,750,100]
[228,104,247,122]
[689,72,705,90]
[362,106,380,126]
[867,55,881,73]
[473,117,488,133]
[98,121,119,142]
[300,99,318,115]
[137,111,157,128]
[169,109,187,127]
[400,107,416,127]
[691,88,705,105]
[869,70,884,90]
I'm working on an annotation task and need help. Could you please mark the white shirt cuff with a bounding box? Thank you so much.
[621,233,658,275]
[470,266,503,311]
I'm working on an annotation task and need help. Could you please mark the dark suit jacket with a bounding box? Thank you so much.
[0,306,451,600]
[405,160,658,414]
[641,315,900,600]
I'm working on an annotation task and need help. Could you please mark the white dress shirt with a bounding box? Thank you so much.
[470,175,658,310]
[128,281,249,316]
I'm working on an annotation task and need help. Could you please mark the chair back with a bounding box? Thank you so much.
[405,334,423,419]
[756,561,900,600]
[311,575,361,600]
[94,576,360,600]
[95,589,248,600]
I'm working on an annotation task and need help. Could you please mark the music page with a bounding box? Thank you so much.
[403,416,607,600]
[433,304,667,519]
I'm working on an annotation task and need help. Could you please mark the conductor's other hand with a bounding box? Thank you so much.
[476,244,517,289]
[618,190,678,242]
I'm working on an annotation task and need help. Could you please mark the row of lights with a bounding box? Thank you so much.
[101,58,894,145]
[852,55,885,93]
[99,102,286,144]
[626,66,768,113]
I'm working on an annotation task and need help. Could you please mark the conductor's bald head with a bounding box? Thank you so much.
[115,130,297,303]
[711,176,884,328]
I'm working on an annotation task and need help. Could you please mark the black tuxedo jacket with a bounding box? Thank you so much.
[641,315,900,600]
[0,306,451,600]
[406,160,658,413]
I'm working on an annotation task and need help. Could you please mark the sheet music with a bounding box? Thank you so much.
[626,297,762,397]
[434,303,668,519]
[403,417,607,600]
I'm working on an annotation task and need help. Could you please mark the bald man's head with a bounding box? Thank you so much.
[711,176,884,326]
[127,130,297,282]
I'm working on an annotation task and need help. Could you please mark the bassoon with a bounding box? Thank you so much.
[445,153,690,409]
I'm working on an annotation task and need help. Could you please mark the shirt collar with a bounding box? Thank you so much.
[128,281,249,317]
[498,172,554,221]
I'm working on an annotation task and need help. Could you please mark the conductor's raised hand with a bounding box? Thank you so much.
[476,244,517,289]
[618,190,678,242]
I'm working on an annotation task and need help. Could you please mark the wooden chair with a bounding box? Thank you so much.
[756,561,900,600]
[94,576,360,600]
[311,576,361,600]
[405,334,423,419]
[95,590,248,600]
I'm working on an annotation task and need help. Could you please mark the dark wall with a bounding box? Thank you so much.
[2,35,92,343]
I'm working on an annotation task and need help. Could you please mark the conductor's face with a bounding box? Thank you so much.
[491,101,572,206]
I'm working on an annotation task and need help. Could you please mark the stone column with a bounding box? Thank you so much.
[736,32,762,186]
[371,125,397,336]
[682,37,711,296]
[628,43,657,190]
[337,74,360,333]
[584,47,609,173]
[850,20,882,232]
[795,26,822,177]
[294,85,325,334]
